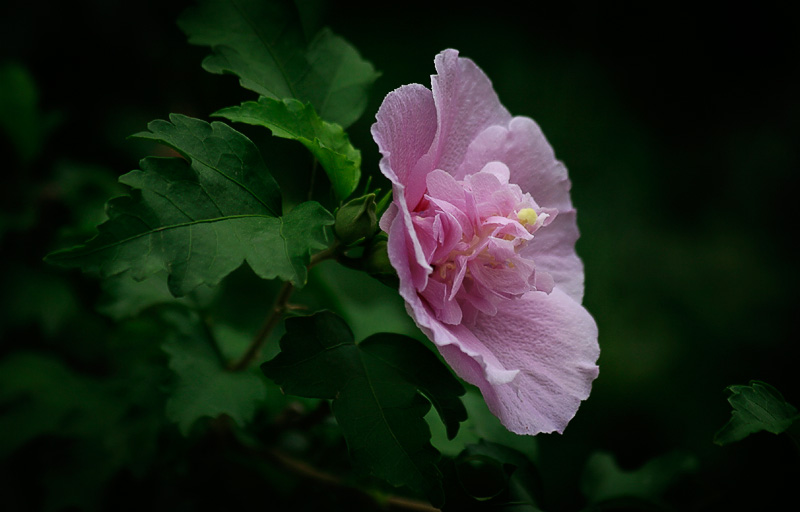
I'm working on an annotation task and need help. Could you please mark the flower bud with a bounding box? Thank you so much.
[362,236,398,288]
[333,194,378,245]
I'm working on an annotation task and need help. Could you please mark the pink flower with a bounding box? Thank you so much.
[371,49,599,435]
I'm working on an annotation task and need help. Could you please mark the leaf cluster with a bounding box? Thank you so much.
[35,0,494,508]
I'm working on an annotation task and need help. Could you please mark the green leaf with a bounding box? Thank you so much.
[162,310,267,434]
[131,113,281,216]
[714,380,800,445]
[97,270,216,320]
[261,311,467,505]
[178,0,380,127]
[45,114,334,296]
[580,451,698,504]
[215,97,361,200]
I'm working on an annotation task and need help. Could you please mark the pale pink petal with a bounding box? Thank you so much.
[439,288,599,434]
[386,198,431,295]
[372,84,437,188]
[426,169,466,209]
[403,49,512,208]
[420,278,463,325]
[525,210,585,302]
[455,117,572,212]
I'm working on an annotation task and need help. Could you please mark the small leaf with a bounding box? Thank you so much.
[178,0,379,127]
[261,312,467,505]
[215,97,361,200]
[46,114,334,295]
[162,310,266,434]
[714,380,800,445]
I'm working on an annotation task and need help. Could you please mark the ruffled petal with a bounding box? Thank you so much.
[372,83,438,202]
[438,288,599,434]
[402,49,512,208]
[455,117,572,212]
[524,210,585,302]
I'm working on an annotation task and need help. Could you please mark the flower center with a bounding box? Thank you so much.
[412,165,555,324]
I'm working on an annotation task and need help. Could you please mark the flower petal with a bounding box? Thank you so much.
[438,287,599,435]
[455,117,572,212]
[371,83,438,191]
[524,210,585,302]
[402,49,512,209]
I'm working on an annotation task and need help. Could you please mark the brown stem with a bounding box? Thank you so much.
[254,446,440,511]
[228,281,294,371]
[227,241,340,372]
[309,240,341,268]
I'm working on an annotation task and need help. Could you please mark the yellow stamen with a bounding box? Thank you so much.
[517,208,538,226]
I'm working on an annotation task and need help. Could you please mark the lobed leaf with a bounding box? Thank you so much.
[178,0,379,127]
[162,310,267,434]
[714,380,800,445]
[45,114,334,296]
[131,113,281,216]
[215,97,361,200]
[261,311,467,506]
[97,270,215,320]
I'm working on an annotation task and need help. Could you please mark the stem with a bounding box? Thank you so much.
[228,281,294,371]
[310,240,341,268]
[200,314,227,366]
[228,242,340,371]
[253,446,440,511]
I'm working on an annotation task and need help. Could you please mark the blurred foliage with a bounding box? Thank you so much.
[714,380,800,446]
[1,0,799,511]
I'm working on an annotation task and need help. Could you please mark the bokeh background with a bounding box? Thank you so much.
[2,1,798,510]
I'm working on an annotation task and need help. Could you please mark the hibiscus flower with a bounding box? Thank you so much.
[371,49,600,435]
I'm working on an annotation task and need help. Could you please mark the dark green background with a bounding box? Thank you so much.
[2,1,798,510]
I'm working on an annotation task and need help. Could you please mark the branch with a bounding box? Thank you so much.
[253,446,440,512]
[228,242,340,371]
[228,280,294,371]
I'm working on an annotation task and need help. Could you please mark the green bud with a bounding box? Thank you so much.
[362,236,398,289]
[362,235,393,275]
[333,194,378,245]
